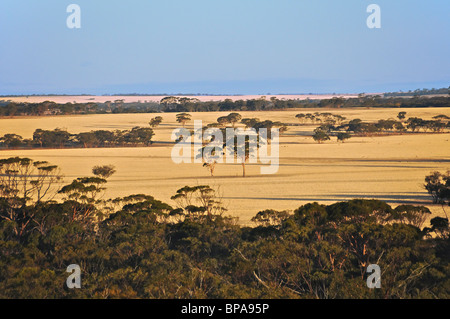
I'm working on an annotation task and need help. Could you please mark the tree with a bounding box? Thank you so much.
[406,117,424,132]
[251,209,290,227]
[161,96,180,106]
[77,132,99,148]
[224,130,259,177]
[429,217,449,238]
[424,171,450,205]
[196,127,225,177]
[123,127,154,146]
[176,113,192,127]
[58,168,112,223]
[0,134,25,148]
[170,185,226,221]
[241,118,260,129]
[0,157,61,204]
[312,129,330,144]
[432,114,450,121]
[295,114,306,123]
[397,112,407,121]
[394,205,431,229]
[337,132,351,143]
[216,116,230,127]
[92,165,116,179]
[227,113,242,128]
[32,128,71,148]
[149,116,163,128]
[0,157,62,237]
[202,162,217,177]
[272,121,288,134]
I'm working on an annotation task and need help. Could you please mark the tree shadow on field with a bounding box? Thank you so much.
[223,192,433,205]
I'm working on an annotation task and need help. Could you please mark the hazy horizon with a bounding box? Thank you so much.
[1,1,449,95]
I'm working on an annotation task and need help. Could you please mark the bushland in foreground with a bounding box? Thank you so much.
[0,157,449,299]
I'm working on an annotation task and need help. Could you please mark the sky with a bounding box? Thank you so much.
[0,0,449,95]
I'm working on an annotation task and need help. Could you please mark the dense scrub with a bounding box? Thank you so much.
[0,158,448,299]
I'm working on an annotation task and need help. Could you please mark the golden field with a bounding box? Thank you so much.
[1,107,449,225]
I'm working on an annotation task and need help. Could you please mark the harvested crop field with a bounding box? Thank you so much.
[1,107,449,225]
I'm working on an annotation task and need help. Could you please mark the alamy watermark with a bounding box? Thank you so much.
[66,4,81,29]
[66,264,81,289]
[65,4,381,30]
[367,4,381,29]
[366,264,381,289]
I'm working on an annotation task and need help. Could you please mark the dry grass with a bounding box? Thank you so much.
[1,107,449,225]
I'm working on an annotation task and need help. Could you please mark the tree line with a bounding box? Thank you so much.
[0,127,154,149]
[1,95,450,116]
[384,87,450,97]
[160,95,450,112]
[296,112,450,144]
[0,157,448,298]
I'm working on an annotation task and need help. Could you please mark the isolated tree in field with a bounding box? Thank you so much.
[197,144,223,177]
[149,116,163,128]
[92,165,116,179]
[202,162,217,177]
[337,132,351,143]
[312,129,330,144]
[176,113,192,127]
[195,126,225,177]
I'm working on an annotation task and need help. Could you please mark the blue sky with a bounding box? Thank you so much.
[0,0,449,95]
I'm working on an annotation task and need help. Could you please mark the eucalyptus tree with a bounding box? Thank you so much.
[149,116,163,128]
[176,113,192,127]
[0,157,62,237]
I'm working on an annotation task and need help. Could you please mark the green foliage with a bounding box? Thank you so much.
[251,209,290,227]
[1,127,154,150]
[176,113,192,127]
[92,165,116,179]
[1,159,449,299]
[149,116,163,128]
[337,132,351,142]
[424,171,450,205]
[312,129,330,144]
